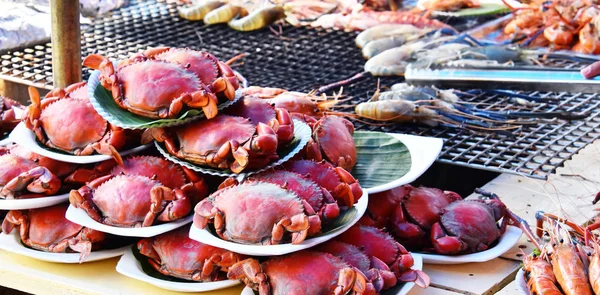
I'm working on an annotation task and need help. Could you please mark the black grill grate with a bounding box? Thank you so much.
[1,0,599,179]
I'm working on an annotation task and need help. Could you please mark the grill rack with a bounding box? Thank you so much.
[1,0,599,179]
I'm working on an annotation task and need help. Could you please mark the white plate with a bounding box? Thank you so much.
[516,268,529,295]
[156,119,312,180]
[9,123,151,164]
[418,226,523,264]
[66,205,193,238]
[364,134,442,194]
[240,254,422,295]
[116,246,240,292]
[0,136,12,146]
[0,231,130,263]
[0,193,69,210]
[190,191,369,256]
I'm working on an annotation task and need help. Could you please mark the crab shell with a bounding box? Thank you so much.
[137,226,242,281]
[110,156,209,204]
[225,95,294,144]
[24,83,127,165]
[316,240,398,292]
[284,159,362,208]
[146,115,279,173]
[247,170,340,228]
[227,251,377,295]
[194,182,319,245]
[431,199,506,255]
[367,185,412,228]
[151,47,240,100]
[0,96,24,136]
[69,174,192,227]
[337,225,414,276]
[390,186,461,249]
[0,153,61,199]
[1,203,106,262]
[311,116,357,171]
[83,54,220,119]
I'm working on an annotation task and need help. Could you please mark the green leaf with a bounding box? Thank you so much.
[91,83,205,129]
[435,3,509,17]
[320,206,357,235]
[351,131,411,188]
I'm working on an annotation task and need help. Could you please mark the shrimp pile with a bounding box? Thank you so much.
[520,211,600,295]
[503,0,600,53]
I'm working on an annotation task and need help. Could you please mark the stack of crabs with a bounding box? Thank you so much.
[0,46,431,294]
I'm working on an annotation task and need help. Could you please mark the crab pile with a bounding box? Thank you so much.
[362,185,531,255]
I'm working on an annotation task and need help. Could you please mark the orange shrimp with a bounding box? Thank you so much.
[523,254,563,295]
[589,247,600,294]
[552,243,594,295]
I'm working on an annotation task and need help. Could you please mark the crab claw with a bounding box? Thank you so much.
[155,187,192,222]
[270,213,310,245]
[227,258,270,295]
[2,166,61,198]
[68,227,106,263]
[430,222,469,255]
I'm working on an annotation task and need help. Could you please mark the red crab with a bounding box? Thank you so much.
[224,95,294,144]
[66,156,209,204]
[83,53,220,119]
[137,225,242,281]
[316,240,398,292]
[0,145,63,199]
[123,47,239,101]
[386,185,462,249]
[430,197,520,255]
[302,115,357,171]
[284,159,362,208]
[69,173,193,227]
[0,96,24,137]
[362,185,412,228]
[228,251,377,295]
[219,170,341,234]
[2,203,106,262]
[144,115,279,173]
[337,224,430,288]
[194,182,320,245]
[24,83,127,165]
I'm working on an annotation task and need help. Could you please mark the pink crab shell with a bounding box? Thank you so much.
[110,156,187,189]
[40,98,108,151]
[194,182,306,244]
[92,175,163,226]
[0,155,38,186]
[248,170,323,211]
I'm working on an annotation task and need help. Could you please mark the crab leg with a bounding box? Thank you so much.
[68,227,105,262]
[1,210,28,237]
[227,259,270,295]
[69,175,116,223]
[155,187,192,222]
[1,166,61,198]
[271,213,310,245]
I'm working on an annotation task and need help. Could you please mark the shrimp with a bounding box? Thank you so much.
[523,254,563,295]
[178,0,225,21]
[354,100,441,126]
[552,243,593,295]
[362,35,408,59]
[589,244,600,294]
[355,24,433,48]
[228,6,285,31]
[204,4,247,24]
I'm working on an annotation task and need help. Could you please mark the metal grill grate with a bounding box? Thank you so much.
[1,0,599,179]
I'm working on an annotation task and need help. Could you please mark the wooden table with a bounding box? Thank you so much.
[1,139,598,295]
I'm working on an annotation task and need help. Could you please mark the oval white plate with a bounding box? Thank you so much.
[240,254,423,295]
[156,119,312,180]
[189,191,368,256]
[418,226,522,264]
[516,268,529,295]
[0,193,69,210]
[0,231,130,263]
[364,134,442,194]
[65,205,193,238]
[9,123,151,164]
[116,246,240,292]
